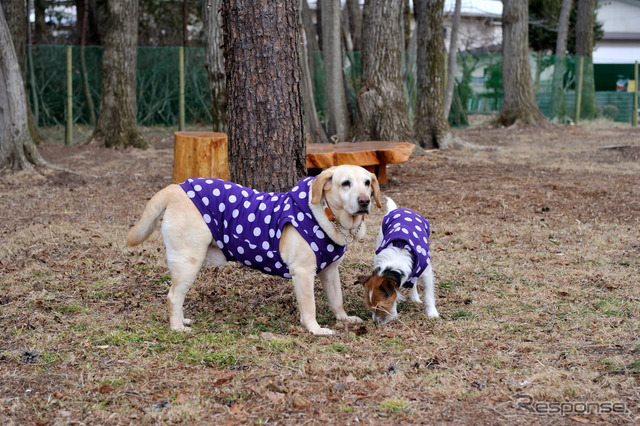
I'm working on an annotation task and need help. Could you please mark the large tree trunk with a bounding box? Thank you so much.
[443,0,461,118]
[90,0,148,149]
[352,0,413,143]
[0,4,46,170]
[203,0,227,133]
[575,0,600,120]
[221,0,306,192]
[321,0,349,141]
[550,0,572,123]
[34,0,47,43]
[414,0,452,149]
[494,0,546,126]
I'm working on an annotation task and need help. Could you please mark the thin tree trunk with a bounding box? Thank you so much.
[80,0,96,125]
[203,0,227,132]
[550,0,572,123]
[0,4,46,170]
[575,0,600,120]
[443,0,461,118]
[221,0,306,191]
[90,0,148,148]
[414,0,452,149]
[321,0,349,141]
[345,0,361,52]
[494,0,546,126]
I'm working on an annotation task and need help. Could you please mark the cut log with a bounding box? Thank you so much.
[172,132,230,184]
[306,141,414,184]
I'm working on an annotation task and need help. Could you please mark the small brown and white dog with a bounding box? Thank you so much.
[356,197,439,324]
[126,165,381,336]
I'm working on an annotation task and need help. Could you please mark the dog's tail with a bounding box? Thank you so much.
[385,196,398,214]
[125,186,175,246]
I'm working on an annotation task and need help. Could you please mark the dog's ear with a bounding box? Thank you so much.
[379,279,398,298]
[354,275,371,286]
[311,168,334,205]
[370,172,382,208]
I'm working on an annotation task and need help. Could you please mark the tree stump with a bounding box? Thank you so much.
[172,132,230,184]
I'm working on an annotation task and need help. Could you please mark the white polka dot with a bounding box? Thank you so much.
[320,262,327,269]
[297,212,305,222]
[416,245,422,254]
[213,188,221,196]
[259,203,267,211]
[257,195,264,200]
[248,213,255,222]
[218,203,225,212]
[194,184,202,191]
[316,230,325,239]
[229,195,237,203]
[223,220,228,228]
[276,229,281,239]
[253,228,261,237]
[264,215,272,224]
[423,237,428,244]
[205,179,213,184]
[216,240,223,248]
[203,214,211,223]
[248,243,257,249]
[255,255,263,262]
[202,197,209,206]
[262,241,270,250]
[283,273,291,278]
[224,235,229,244]
[413,232,419,238]
[333,255,340,261]
[237,246,244,254]
[187,178,193,182]
[264,267,272,272]
[310,242,319,252]
[393,214,401,219]
[327,244,334,252]
[224,184,232,189]
[242,190,249,197]
[244,260,252,266]
[291,220,298,227]
[187,190,196,198]
[244,201,251,208]
[299,191,307,199]
[283,204,291,211]
[232,209,239,218]
[275,262,282,269]
[416,226,422,232]
[267,251,274,258]
[402,228,409,234]
[269,229,275,238]
[236,225,243,234]
[292,186,299,192]
[271,196,278,201]
[404,217,413,222]
[274,205,281,212]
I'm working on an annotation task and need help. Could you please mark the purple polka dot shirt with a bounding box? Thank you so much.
[376,208,431,287]
[179,177,346,278]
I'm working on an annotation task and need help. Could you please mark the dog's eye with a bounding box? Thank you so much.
[364,179,370,187]
[341,180,351,188]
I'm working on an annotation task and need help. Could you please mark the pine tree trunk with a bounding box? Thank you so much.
[575,0,600,120]
[221,0,306,192]
[90,0,147,149]
[414,0,452,149]
[0,4,46,170]
[321,0,350,140]
[550,0,572,123]
[203,0,227,133]
[352,0,413,143]
[494,0,546,126]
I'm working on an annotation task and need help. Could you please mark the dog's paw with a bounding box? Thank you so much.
[170,324,193,332]
[343,315,363,324]
[182,318,192,325]
[308,326,336,336]
[409,295,423,303]
[426,309,439,319]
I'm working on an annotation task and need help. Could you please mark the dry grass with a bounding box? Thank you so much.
[1,123,639,424]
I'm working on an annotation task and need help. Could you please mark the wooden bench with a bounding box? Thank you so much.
[306,141,415,184]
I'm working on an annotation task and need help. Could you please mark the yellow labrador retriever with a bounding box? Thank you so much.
[126,165,381,335]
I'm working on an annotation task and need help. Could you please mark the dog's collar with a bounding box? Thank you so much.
[322,198,364,245]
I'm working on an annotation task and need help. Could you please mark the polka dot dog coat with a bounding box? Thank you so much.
[375,208,431,288]
[179,177,346,278]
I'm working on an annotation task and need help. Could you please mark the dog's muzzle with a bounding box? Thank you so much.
[357,196,371,213]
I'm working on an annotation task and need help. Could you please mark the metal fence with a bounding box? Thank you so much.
[26,46,639,130]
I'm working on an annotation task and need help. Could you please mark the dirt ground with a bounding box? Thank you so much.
[1,122,639,424]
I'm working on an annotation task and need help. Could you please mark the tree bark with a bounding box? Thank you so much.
[550,0,572,123]
[494,0,546,127]
[575,0,600,120]
[0,4,46,170]
[345,0,362,52]
[443,0,461,118]
[34,0,47,43]
[80,0,96,125]
[352,0,413,143]
[414,0,452,149]
[321,0,350,141]
[90,0,148,149]
[203,0,227,133]
[221,0,306,192]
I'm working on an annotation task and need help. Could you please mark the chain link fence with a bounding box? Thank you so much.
[27,46,639,130]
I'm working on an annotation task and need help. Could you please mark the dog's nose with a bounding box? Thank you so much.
[358,196,370,207]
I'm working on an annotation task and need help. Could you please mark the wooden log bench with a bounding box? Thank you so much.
[172,132,414,185]
[306,141,415,184]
